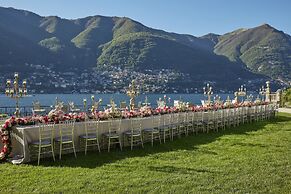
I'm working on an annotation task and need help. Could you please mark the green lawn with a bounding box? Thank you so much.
[1,113,291,193]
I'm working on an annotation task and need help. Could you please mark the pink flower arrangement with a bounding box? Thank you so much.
[0,117,15,161]
[1,101,271,162]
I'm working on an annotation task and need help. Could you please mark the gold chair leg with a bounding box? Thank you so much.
[163,131,166,143]
[97,139,101,153]
[51,144,55,162]
[85,140,88,155]
[73,141,77,158]
[119,138,122,151]
[38,145,41,166]
[141,136,144,148]
[108,138,111,152]
[59,143,62,160]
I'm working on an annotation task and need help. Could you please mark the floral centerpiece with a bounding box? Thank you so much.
[0,100,270,162]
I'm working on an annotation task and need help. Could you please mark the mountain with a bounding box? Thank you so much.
[212,24,291,81]
[0,7,289,93]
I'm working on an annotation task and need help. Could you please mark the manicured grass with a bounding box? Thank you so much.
[1,113,291,193]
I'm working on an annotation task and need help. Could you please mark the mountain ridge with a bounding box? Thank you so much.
[0,6,289,93]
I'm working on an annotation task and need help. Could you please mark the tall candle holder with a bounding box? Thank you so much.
[126,80,139,111]
[91,95,102,113]
[236,85,247,102]
[259,81,271,102]
[203,83,213,106]
[142,96,151,107]
[83,98,87,112]
[245,94,253,103]
[214,95,223,105]
[5,72,27,118]
[224,96,232,108]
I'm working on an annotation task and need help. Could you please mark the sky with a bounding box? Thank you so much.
[0,0,290,36]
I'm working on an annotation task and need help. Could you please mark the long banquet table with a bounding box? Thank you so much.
[6,113,173,163]
[2,104,276,164]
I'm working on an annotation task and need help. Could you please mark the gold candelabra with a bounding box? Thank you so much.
[254,95,262,104]
[5,72,27,118]
[126,80,139,111]
[83,98,87,112]
[163,95,171,107]
[259,81,271,102]
[203,83,213,106]
[142,96,151,106]
[235,85,247,102]
[91,95,102,113]
[110,98,117,113]
[224,96,232,108]
[214,95,223,105]
[245,94,253,103]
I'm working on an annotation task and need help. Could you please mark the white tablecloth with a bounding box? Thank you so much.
[1,104,275,164]
[7,114,175,163]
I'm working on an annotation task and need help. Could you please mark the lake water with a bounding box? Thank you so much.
[0,93,236,108]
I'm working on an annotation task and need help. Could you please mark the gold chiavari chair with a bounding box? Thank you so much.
[249,106,256,123]
[242,106,248,124]
[185,111,195,135]
[79,119,101,155]
[143,115,161,146]
[124,117,144,150]
[227,108,235,127]
[159,113,172,143]
[216,109,224,131]
[29,123,56,165]
[171,113,181,140]
[102,118,122,152]
[178,112,188,136]
[55,120,77,160]
[205,110,215,133]
[194,111,204,133]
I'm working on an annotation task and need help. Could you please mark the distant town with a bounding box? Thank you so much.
[0,62,278,94]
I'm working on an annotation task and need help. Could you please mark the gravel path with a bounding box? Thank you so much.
[278,108,291,114]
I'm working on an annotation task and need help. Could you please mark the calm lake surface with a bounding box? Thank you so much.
[0,93,236,108]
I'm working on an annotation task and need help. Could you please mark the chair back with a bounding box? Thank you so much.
[85,120,99,136]
[190,111,195,123]
[228,108,235,118]
[195,111,203,122]
[131,117,142,132]
[59,120,75,137]
[180,112,188,124]
[163,114,172,126]
[108,118,121,135]
[216,109,223,120]
[38,123,55,143]
[234,107,239,118]
[152,115,161,129]
[243,107,248,115]
[173,112,183,125]
[204,110,214,122]
[224,109,228,120]
[249,106,256,115]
